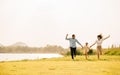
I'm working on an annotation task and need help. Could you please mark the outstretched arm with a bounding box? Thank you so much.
[103,35,110,40]
[90,41,97,48]
[76,40,83,48]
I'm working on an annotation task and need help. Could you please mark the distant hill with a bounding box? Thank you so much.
[11,42,28,47]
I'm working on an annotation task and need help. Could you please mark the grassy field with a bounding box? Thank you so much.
[0,55,120,75]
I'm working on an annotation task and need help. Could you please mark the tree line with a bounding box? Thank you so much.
[0,45,68,55]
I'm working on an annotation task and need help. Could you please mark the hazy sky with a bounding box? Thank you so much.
[0,0,120,48]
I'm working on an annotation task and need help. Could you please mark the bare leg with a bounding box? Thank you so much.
[85,51,88,60]
[100,49,102,55]
[85,54,87,59]
[97,50,100,59]
[97,46,101,59]
[97,46,102,59]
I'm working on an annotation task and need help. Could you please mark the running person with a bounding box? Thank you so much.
[65,34,83,60]
[83,42,90,60]
[90,34,110,59]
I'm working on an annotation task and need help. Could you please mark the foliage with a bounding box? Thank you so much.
[65,49,83,56]
[88,49,95,55]
[104,48,120,55]
[0,45,68,54]
[65,49,96,56]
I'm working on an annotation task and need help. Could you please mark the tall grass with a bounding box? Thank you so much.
[104,48,120,55]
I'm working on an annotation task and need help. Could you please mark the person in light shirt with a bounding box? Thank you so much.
[65,34,83,60]
[90,34,110,59]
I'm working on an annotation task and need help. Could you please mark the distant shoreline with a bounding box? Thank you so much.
[0,53,63,62]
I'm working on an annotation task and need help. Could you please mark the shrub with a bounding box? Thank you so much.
[104,48,120,55]
[65,49,83,56]
[87,49,92,55]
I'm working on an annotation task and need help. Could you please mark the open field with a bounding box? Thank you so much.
[0,55,120,75]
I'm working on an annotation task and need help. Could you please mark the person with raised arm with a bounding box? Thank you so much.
[65,34,83,60]
[90,34,110,59]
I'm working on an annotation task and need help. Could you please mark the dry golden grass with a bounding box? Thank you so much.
[0,55,120,75]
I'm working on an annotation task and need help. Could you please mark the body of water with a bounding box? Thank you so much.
[0,53,63,61]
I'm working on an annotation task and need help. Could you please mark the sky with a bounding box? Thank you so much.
[0,0,120,48]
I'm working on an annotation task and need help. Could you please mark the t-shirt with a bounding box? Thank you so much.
[66,38,81,48]
[95,39,104,46]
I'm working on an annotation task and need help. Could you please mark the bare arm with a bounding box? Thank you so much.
[103,35,110,40]
[90,41,97,48]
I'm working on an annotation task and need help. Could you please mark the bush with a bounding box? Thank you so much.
[76,50,83,55]
[88,49,94,55]
[65,49,96,56]
[65,49,83,56]
[104,48,120,55]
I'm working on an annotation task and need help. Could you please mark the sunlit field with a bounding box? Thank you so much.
[0,55,120,75]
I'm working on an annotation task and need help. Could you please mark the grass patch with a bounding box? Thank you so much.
[0,55,120,75]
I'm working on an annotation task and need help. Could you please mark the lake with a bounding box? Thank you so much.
[0,53,63,62]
